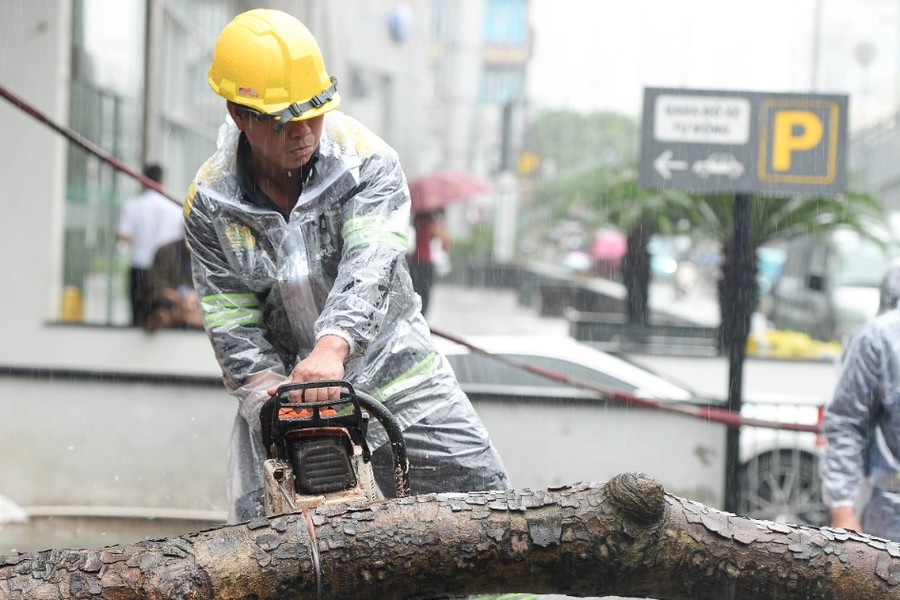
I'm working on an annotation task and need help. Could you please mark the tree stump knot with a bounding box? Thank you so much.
[607,472,666,526]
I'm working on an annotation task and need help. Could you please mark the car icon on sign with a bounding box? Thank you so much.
[692,153,744,179]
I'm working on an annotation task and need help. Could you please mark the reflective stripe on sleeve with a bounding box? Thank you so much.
[377,351,442,401]
[201,293,262,329]
[343,215,408,251]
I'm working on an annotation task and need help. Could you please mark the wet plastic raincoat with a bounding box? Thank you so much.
[822,308,900,540]
[184,112,508,522]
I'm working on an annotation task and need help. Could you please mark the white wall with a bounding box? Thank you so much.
[476,400,727,508]
[1,1,70,346]
[0,377,231,511]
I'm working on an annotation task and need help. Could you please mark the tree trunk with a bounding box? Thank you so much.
[3,473,899,599]
[623,226,651,327]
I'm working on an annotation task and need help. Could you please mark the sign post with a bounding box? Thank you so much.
[639,87,848,514]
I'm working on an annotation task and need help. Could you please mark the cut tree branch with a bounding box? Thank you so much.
[2,473,898,599]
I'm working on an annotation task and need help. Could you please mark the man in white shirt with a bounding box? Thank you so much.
[117,164,185,326]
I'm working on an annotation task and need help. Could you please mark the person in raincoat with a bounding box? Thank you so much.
[184,8,509,523]
[822,263,900,540]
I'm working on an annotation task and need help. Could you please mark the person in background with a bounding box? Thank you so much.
[822,263,900,540]
[117,164,185,326]
[407,209,451,316]
[184,9,509,523]
[141,239,203,333]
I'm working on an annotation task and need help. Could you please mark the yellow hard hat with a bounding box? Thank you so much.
[208,9,340,130]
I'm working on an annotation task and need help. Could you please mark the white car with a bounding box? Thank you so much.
[434,334,826,526]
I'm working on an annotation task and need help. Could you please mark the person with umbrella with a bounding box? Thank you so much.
[407,209,451,315]
[185,9,509,522]
[406,170,490,315]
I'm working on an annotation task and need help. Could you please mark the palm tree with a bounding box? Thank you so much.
[522,164,886,350]
[598,178,694,326]
[678,187,887,351]
[521,165,693,326]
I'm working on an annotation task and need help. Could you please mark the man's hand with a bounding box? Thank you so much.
[268,335,350,401]
[830,505,862,533]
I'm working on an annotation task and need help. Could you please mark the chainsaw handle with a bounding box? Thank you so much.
[356,391,410,499]
[261,380,358,459]
[273,379,352,405]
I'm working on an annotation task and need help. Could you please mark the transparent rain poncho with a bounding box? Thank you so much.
[184,112,508,522]
[822,308,900,541]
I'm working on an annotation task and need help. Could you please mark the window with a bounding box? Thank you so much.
[64,0,236,325]
[481,67,526,104]
[483,0,528,45]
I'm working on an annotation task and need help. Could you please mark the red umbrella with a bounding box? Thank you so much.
[408,170,491,214]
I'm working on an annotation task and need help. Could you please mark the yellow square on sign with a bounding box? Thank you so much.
[757,98,841,185]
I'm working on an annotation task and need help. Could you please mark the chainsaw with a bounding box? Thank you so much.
[259,380,410,516]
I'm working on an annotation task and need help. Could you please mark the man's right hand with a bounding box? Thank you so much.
[267,334,350,402]
[829,505,862,533]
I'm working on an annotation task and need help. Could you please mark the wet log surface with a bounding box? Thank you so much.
[2,473,898,599]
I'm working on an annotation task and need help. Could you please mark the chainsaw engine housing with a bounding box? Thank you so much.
[260,381,382,515]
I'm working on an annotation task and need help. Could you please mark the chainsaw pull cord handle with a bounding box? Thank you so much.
[356,390,411,498]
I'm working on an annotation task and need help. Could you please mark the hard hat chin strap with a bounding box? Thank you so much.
[272,77,338,132]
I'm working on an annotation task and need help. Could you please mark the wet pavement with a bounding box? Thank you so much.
[427,283,570,337]
[427,277,719,337]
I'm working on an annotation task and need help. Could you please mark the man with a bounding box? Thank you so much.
[184,8,509,523]
[822,263,900,540]
[117,164,184,326]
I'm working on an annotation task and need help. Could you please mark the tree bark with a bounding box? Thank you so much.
[623,226,651,328]
[3,473,899,599]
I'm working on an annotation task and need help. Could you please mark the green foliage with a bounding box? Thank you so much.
[523,110,639,175]
[520,109,690,246]
[517,106,891,339]
[520,160,695,247]
[449,221,495,262]
[676,188,886,250]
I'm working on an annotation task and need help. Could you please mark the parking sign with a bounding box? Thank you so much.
[639,88,848,195]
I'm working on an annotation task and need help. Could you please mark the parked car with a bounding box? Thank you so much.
[769,220,900,343]
[434,334,826,526]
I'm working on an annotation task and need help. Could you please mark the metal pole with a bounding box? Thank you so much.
[725,192,752,513]
[0,82,180,205]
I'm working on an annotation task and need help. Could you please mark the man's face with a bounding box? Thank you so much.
[229,104,325,172]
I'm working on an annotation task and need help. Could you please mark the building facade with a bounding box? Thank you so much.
[0,0,529,546]
[1,0,530,338]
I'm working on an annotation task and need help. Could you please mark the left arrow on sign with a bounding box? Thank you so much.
[653,150,688,179]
